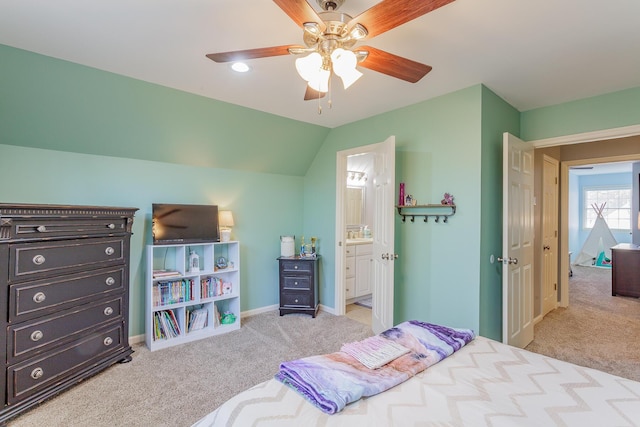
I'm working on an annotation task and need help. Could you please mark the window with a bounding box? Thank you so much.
[583,186,631,230]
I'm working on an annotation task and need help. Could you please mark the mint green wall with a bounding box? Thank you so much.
[0,144,304,337]
[479,86,521,340]
[0,44,330,176]
[304,85,487,333]
[521,86,640,140]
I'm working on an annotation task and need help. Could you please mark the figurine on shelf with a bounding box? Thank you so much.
[441,193,454,205]
[404,194,417,206]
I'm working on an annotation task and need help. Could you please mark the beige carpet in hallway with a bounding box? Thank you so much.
[525,265,640,381]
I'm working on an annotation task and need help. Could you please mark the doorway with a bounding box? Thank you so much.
[531,126,640,313]
[335,137,396,333]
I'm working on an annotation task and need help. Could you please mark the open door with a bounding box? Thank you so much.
[371,136,396,334]
[501,132,534,348]
[335,137,395,333]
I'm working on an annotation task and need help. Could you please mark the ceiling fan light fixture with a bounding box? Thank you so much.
[349,23,368,40]
[331,48,362,89]
[303,22,322,36]
[307,67,330,93]
[295,52,323,81]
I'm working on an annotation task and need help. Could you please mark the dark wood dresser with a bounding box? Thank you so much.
[611,243,640,298]
[278,256,319,317]
[0,203,137,423]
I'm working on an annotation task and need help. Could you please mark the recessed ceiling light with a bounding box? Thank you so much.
[230,62,251,73]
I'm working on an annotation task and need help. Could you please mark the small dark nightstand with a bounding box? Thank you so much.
[277,256,320,317]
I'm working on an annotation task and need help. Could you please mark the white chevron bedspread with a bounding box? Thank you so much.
[193,336,640,426]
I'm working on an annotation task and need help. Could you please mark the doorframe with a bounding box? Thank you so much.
[531,124,640,307]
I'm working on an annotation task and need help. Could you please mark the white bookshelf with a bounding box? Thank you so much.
[145,241,240,351]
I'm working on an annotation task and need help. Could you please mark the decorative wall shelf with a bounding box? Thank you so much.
[396,204,456,223]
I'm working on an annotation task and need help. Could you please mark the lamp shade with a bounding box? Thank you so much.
[219,210,234,228]
[331,48,362,89]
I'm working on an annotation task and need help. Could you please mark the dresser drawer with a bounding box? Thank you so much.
[8,297,123,362]
[280,291,312,308]
[9,267,125,323]
[10,237,125,281]
[10,217,129,241]
[280,260,314,274]
[7,324,124,404]
[282,275,311,290]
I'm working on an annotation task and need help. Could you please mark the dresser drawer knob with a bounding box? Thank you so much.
[36,225,47,233]
[33,292,46,303]
[30,367,44,380]
[105,276,116,286]
[30,330,44,342]
[32,255,46,265]
[105,246,115,256]
[104,307,114,316]
[294,281,298,285]
[294,299,299,303]
[294,265,298,269]
[104,337,113,346]
[107,223,116,229]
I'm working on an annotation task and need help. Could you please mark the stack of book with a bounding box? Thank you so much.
[152,270,181,279]
[187,307,208,332]
[153,309,181,341]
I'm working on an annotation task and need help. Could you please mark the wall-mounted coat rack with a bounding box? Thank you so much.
[396,204,456,223]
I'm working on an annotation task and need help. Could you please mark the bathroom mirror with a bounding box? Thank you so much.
[345,186,364,226]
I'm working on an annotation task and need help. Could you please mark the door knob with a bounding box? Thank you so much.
[543,245,550,250]
[497,256,518,265]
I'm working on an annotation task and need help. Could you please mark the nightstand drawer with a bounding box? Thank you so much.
[282,275,311,290]
[7,324,124,405]
[281,291,312,308]
[8,297,123,362]
[9,267,125,323]
[10,237,125,281]
[280,260,313,274]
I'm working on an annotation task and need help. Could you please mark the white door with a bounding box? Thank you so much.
[371,136,396,334]
[502,133,534,348]
[542,155,559,317]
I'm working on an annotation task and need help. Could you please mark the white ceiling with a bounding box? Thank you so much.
[1,0,639,128]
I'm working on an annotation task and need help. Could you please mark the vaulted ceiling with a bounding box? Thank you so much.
[1,0,639,128]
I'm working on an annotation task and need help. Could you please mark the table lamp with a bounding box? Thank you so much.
[219,210,234,242]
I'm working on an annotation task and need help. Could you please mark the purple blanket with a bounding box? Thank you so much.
[275,320,475,414]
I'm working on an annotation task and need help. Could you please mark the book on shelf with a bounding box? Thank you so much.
[153,309,181,341]
[153,278,195,307]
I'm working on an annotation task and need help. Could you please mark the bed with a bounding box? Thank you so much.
[193,327,640,426]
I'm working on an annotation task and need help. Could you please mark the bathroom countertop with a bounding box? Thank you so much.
[346,238,373,245]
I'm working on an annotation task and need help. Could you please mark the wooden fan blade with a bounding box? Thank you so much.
[206,45,301,63]
[304,85,326,101]
[351,0,455,39]
[273,0,325,31]
[358,46,432,83]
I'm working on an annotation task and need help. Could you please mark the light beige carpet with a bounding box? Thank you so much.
[8,310,373,427]
[525,265,640,381]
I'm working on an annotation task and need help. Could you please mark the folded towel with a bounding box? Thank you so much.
[275,320,475,414]
[340,335,410,369]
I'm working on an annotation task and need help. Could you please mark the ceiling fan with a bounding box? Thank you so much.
[206,0,455,103]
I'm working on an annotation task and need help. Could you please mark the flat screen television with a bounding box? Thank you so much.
[152,203,219,244]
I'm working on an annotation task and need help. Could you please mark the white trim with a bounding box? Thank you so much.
[532,124,640,148]
[240,304,279,318]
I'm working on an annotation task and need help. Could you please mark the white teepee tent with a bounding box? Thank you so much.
[573,203,617,267]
